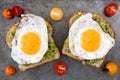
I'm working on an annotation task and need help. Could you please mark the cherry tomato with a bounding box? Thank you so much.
[105,3,118,17]
[105,61,118,76]
[54,61,66,76]
[12,6,23,17]
[3,8,13,19]
[50,7,64,21]
[5,65,16,76]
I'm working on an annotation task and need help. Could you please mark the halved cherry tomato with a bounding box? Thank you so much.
[5,65,16,76]
[3,8,13,19]
[54,61,66,76]
[105,3,118,17]
[50,7,64,21]
[12,6,23,17]
[105,61,118,76]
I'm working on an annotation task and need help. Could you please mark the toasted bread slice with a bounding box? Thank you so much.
[6,20,60,71]
[62,11,115,68]
[6,21,20,48]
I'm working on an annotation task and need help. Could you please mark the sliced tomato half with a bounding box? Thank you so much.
[54,61,66,76]
[105,3,118,17]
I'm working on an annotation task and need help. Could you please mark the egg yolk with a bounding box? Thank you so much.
[21,32,41,55]
[80,29,101,52]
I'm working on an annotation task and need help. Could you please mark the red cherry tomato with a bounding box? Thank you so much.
[54,61,66,76]
[105,3,118,17]
[12,6,23,17]
[5,65,16,76]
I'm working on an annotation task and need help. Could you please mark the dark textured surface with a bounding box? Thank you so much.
[0,0,120,80]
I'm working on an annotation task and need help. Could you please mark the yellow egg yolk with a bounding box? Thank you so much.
[80,29,101,52]
[21,32,41,55]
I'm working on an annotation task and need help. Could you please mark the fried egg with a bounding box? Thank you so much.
[11,14,48,64]
[69,13,115,60]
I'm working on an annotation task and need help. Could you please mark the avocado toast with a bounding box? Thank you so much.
[6,19,60,71]
[62,11,115,68]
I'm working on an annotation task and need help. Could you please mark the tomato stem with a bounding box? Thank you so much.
[102,68,109,72]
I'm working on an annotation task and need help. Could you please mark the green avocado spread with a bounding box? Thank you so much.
[8,26,17,43]
[64,12,112,65]
[8,21,58,66]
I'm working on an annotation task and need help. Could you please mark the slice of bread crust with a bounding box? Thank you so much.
[6,21,20,48]
[6,20,60,71]
[62,11,115,68]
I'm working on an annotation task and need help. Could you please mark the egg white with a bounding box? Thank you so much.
[69,13,115,60]
[11,14,48,64]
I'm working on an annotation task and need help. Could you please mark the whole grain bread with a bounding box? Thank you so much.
[6,20,60,71]
[6,21,20,48]
[62,11,115,68]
